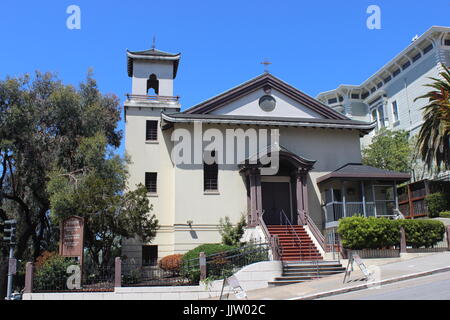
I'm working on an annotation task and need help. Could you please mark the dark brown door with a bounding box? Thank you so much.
[262,182,292,225]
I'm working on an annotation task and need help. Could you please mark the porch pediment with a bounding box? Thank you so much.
[239,144,317,173]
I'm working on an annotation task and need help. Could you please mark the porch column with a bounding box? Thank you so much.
[255,173,263,220]
[249,170,257,227]
[361,181,367,217]
[296,169,308,225]
[246,167,262,227]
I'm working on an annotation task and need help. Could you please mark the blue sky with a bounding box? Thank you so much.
[1,1,449,156]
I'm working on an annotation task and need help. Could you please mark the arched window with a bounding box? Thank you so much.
[147,74,159,95]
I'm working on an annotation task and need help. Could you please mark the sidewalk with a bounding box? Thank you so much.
[219,252,450,300]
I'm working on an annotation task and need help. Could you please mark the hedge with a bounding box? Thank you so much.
[337,216,446,250]
[397,219,446,248]
[337,216,399,250]
[425,192,449,218]
[440,211,450,218]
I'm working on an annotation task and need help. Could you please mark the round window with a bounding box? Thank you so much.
[258,95,276,112]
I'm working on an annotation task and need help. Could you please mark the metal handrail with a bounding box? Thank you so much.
[258,210,282,261]
[279,210,316,261]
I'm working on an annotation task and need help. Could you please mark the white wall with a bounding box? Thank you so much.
[132,60,174,96]
[210,88,324,119]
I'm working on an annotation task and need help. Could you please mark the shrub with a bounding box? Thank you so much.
[34,254,76,291]
[440,211,450,218]
[35,251,59,270]
[182,243,236,263]
[181,243,236,283]
[159,254,184,273]
[337,216,447,250]
[337,216,400,250]
[219,215,247,246]
[398,219,446,248]
[425,192,449,218]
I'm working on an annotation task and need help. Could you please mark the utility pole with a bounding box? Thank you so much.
[3,219,17,300]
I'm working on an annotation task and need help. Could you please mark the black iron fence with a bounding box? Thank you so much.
[33,264,114,293]
[121,261,195,287]
[182,242,270,284]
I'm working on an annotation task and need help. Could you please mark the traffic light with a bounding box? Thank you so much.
[3,220,16,245]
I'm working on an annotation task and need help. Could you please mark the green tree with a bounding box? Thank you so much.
[218,215,247,246]
[47,134,159,268]
[414,63,450,173]
[362,129,412,173]
[0,71,121,264]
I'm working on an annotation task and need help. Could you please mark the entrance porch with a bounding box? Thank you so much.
[317,163,411,229]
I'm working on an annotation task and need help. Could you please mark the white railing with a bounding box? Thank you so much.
[324,201,395,223]
[126,94,180,103]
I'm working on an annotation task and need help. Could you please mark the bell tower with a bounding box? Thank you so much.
[126,46,181,100]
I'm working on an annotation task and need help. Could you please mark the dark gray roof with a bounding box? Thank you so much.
[161,112,376,135]
[127,48,181,78]
[317,163,411,184]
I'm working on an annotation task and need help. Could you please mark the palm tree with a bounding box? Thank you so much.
[414,64,450,173]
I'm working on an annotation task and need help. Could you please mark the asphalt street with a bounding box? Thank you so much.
[319,271,450,300]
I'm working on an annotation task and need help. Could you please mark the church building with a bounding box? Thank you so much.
[122,46,410,266]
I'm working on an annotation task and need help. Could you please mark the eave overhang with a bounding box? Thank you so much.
[161,112,376,136]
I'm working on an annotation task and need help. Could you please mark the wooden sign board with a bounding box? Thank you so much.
[59,216,84,259]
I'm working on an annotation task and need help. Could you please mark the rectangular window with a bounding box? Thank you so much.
[328,98,338,104]
[146,120,158,141]
[145,172,157,193]
[423,43,433,53]
[383,76,392,84]
[204,152,218,191]
[412,53,421,62]
[445,39,450,46]
[393,69,401,77]
[392,101,399,123]
[378,105,386,128]
[351,94,360,99]
[142,245,158,266]
[371,109,378,131]
[402,61,411,70]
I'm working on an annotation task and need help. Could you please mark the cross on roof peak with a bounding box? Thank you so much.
[261,59,272,73]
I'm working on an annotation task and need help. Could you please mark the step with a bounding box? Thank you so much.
[274,275,323,281]
[282,270,345,276]
[268,281,309,286]
[283,266,345,272]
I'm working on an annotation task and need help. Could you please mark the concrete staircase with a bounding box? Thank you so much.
[269,261,346,286]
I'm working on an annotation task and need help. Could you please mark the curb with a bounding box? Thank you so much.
[288,266,450,300]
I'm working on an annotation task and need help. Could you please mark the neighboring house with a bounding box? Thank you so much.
[317,26,450,181]
[122,46,410,266]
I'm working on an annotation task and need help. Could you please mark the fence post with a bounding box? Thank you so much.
[447,226,450,251]
[400,227,407,254]
[115,257,122,288]
[24,262,34,294]
[199,252,206,281]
